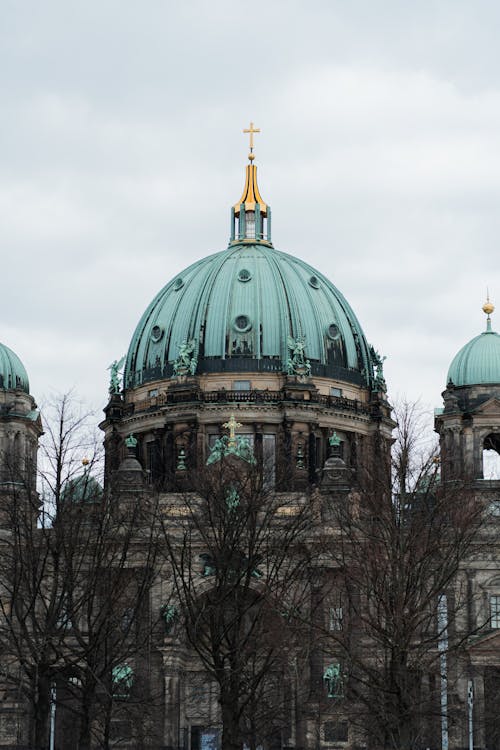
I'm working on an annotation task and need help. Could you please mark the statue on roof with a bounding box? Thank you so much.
[370,345,387,393]
[287,335,311,377]
[173,339,197,377]
[108,356,126,395]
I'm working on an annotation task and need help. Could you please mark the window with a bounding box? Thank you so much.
[491,595,500,628]
[330,387,343,397]
[329,605,343,631]
[263,434,276,491]
[233,380,251,391]
[323,720,348,743]
[148,388,159,398]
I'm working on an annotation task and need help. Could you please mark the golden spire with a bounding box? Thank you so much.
[483,290,495,332]
[243,121,260,162]
[234,121,268,216]
[483,289,495,317]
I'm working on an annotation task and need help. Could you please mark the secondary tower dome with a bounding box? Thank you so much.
[447,299,500,386]
[0,342,30,393]
[124,134,375,392]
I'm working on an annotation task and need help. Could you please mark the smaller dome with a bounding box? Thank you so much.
[0,342,29,393]
[62,469,103,504]
[447,314,500,386]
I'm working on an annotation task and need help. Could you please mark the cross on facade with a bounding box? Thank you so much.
[223,414,242,447]
[243,121,260,160]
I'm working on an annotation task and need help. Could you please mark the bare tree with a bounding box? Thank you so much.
[0,394,161,749]
[161,449,313,750]
[316,400,485,750]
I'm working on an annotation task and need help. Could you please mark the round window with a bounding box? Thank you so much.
[234,315,252,333]
[309,275,320,289]
[151,325,164,343]
[327,324,340,340]
[238,269,252,282]
[173,277,184,291]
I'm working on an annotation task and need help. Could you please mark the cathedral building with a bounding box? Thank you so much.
[1,130,500,750]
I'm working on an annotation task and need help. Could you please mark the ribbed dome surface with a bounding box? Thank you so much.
[125,243,373,389]
[0,342,29,393]
[447,326,500,386]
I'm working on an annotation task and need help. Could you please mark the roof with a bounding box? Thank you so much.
[0,342,30,393]
[124,242,373,389]
[447,319,500,387]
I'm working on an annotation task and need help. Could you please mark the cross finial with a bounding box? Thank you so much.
[243,121,260,162]
[222,414,242,447]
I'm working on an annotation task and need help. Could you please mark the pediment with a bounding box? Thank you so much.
[473,397,500,416]
[468,628,500,654]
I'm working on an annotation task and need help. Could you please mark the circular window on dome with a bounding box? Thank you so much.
[234,315,252,333]
[173,277,184,291]
[237,269,252,282]
[327,324,340,340]
[309,275,320,289]
[151,325,164,343]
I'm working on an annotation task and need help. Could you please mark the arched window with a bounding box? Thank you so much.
[482,433,500,479]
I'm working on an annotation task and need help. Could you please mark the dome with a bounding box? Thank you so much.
[0,342,29,393]
[61,468,103,504]
[447,314,500,386]
[124,153,376,393]
[125,242,373,390]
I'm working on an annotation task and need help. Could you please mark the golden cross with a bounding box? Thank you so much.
[223,414,242,446]
[243,121,260,159]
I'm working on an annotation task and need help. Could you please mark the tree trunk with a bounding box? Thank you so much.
[220,686,241,750]
[31,672,50,750]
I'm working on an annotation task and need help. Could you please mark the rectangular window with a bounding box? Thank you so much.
[262,434,276,491]
[323,720,348,743]
[329,605,343,631]
[233,380,251,391]
[148,388,159,398]
[330,387,343,397]
[491,595,500,628]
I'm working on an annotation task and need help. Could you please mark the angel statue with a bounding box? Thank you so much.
[107,356,126,394]
[172,339,197,377]
[287,335,311,377]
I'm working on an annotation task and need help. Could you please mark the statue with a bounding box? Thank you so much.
[199,553,216,577]
[172,339,197,377]
[160,604,178,635]
[206,416,256,466]
[369,345,387,393]
[125,434,137,449]
[225,486,240,511]
[112,663,134,698]
[108,356,126,395]
[323,662,343,698]
[287,335,311,377]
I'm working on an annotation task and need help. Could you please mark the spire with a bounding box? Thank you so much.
[482,292,495,333]
[230,122,272,245]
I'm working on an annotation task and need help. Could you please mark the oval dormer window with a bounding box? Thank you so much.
[234,315,252,333]
[309,275,320,289]
[151,325,164,343]
[238,269,252,282]
[173,278,184,291]
[327,324,340,340]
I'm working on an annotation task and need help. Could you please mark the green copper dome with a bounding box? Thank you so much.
[447,315,500,387]
[0,342,29,393]
[125,156,376,391]
[125,242,373,389]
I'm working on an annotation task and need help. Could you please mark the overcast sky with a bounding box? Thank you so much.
[2,0,500,432]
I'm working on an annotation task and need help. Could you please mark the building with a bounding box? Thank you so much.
[0,135,500,749]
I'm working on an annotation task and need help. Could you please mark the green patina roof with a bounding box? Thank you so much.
[447,319,500,386]
[61,469,103,504]
[0,342,29,393]
[124,242,373,389]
